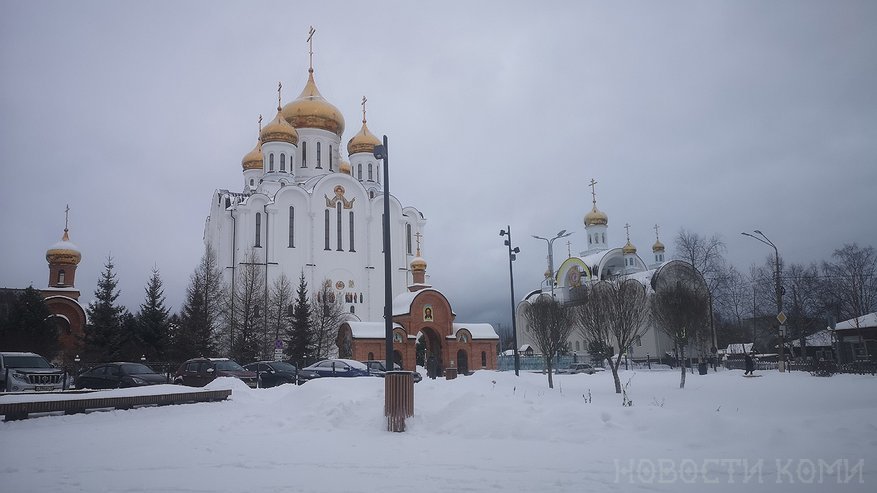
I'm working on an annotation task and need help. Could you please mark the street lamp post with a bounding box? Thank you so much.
[373,136,393,374]
[532,230,572,296]
[742,230,785,372]
[500,226,521,376]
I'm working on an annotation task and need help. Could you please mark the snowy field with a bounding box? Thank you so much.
[1,368,875,493]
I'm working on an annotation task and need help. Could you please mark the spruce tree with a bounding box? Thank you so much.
[285,272,313,367]
[84,256,126,362]
[136,267,170,360]
[175,245,224,359]
[0,287,59,359]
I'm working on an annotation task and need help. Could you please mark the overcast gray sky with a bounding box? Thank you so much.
[2,1,875,330]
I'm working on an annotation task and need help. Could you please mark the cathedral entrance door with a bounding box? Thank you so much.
[457,349,469,375]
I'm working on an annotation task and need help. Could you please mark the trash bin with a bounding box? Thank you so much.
[698,362,708,375]
[384,371,414,432]
[445,367,458,380]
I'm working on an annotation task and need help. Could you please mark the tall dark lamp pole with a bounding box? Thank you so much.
[500,226,521,376]
[742,230,785,372]
[532,230,572,296]
[374,136,393,373]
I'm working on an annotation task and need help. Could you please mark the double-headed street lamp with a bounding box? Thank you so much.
[741,229,785,372]
[500,226,521,376]
[532,230,572,296]
[373,136,393,374]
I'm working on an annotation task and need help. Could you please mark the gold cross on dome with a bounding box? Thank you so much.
[589,178,598,206]
[653,224,660,241]
[64,204,70,232]
[361,96,368,123]
[277,81,282,111]
[258,114,263,132]
[625,223,631,241]
[414,232,423,255]
[567,240,572,258]
[307,26,316,71]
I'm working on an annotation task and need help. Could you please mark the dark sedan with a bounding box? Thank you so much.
[302,359,371,378]
[76,362,168,389]
[243,361,321,386]
[173,358,258,388]
[362,360,422,383]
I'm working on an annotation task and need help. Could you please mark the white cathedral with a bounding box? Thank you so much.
[204,54,425,325]
[516,181,683,364]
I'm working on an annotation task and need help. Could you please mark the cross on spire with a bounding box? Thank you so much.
[307,26,316,72]
[414,231,423,256]
[361,96,368,123]
[64,204,70,232]
[277,81,282,111]
[258,114,263,132]
[625,223,631,241]
[653,223,660,241]
[566,240,572,258]
[589,178,598,206]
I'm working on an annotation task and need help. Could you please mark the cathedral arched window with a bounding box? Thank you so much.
[324,210,330,250]
[316,142,322,168]
[368,163,373,181]
[357,163,362,180]
[249,179,254,186]
[280,153,286,172]
[588,235,592,245]
[288,206,295,248]
[575,341,580,351]
[369,190,375,199]
[255,212,262,247]
[601,233,605,243]
[58,269,65,285]
[349,211,355,252]
[377,165,380,184]
[336,202,343,251]
[301,141,307,167]
[406,224,412,254]
[481,351,487,368]
[269,153,275,172]
[329,145,334,171]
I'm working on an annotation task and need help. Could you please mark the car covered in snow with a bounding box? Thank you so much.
[0,351,67,392]
[75,362,168,389]
[302,359,371,378]
[558,363,605,375]
[173,357,258,388]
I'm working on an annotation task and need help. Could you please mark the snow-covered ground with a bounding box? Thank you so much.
[1,368,875,492]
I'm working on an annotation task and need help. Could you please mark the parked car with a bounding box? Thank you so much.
[559,363,605,375]
[173,358,258,388]
[301,359,371,378]
[243,361,320,386]
[0,352,66,392]
[75,362,168,390]
[362,360,422,383]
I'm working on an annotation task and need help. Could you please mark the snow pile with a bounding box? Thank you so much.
[1,369,875,492]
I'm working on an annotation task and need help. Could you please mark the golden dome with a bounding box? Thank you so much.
[584,206,608,226]
[339,159,351,175]
[46,230,81,265]
[260,109,299,145]
[347,120,381,156]
[241,139,263,171]
[410,256,427,271]
[282,71,345,137]
[652,239,665,253]
[623,240,637,255]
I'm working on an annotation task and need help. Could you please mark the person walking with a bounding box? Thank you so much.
[744,351,755,376]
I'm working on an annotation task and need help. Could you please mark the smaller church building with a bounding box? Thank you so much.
[337,243,499,374]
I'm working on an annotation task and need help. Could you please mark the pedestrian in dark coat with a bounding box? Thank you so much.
[744,352,755,375]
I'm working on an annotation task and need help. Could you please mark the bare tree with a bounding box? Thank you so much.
[521,294,574,389]
[577,279,650,394]
[650,262,709,389]
[674,229,727,359]
[310,279,347,360]
[785,262,821,359]
[715,265,753,347]
[227,249,264,363]
[267,273,293,360]
[822,243,877,358]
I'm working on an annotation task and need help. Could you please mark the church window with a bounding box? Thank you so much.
[329,145,334,171]
[316,142,322,168]
[369,190,375,199]
[280,153,286,171]
[357,163,362,180]
[349,211,355,252]
[406,224,412,254]
[324,210,330,250]
[255,213,262,247]
[481,351,487,368]
[368,352,374,360]
[301,141,307,167]
[336,203,343,251]
[58,270,65,285]
[269,153,275,172]
[368,163,373,181]
[588,235,592,245]
[350,305,355,314]
[288,206,295,248]
[575,341,580,351]
[249,179,254,186]
[601,233,605,243]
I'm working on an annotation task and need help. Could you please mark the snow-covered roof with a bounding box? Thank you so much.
[345,322,404,339]
[392,288,453,316]
[835,312,877,331]
[722,343,753,355]
[790,329,833,347]
[451,323,499,340]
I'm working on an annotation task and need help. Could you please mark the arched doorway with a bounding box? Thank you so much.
[457,349,469,374]
[418,328,443,378]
